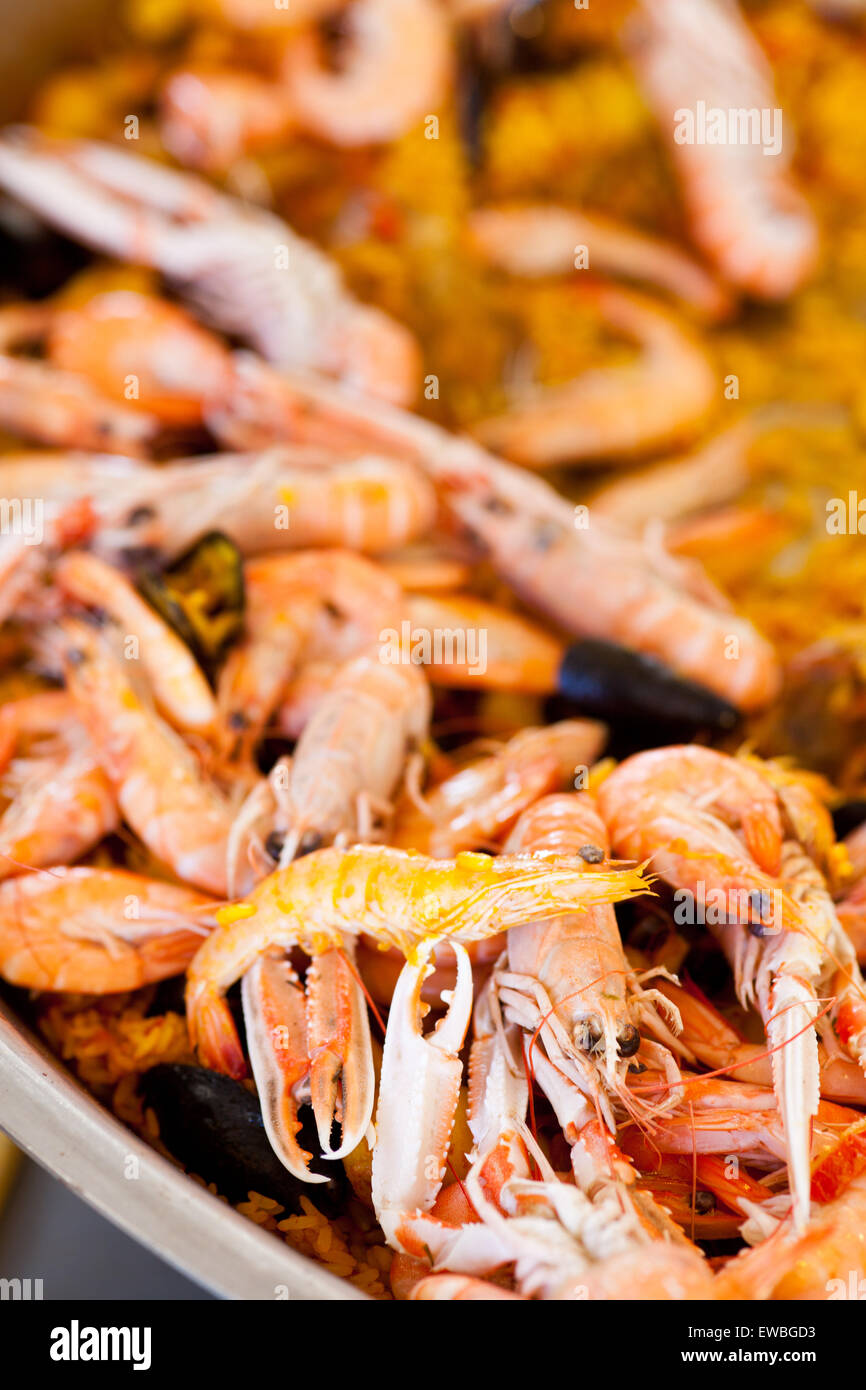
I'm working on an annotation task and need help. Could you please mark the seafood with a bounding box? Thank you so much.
[228,367,779,711]
[715,1174,866,1300]
[0,449,436,564]
[281,0,452,147]
[0,130,420,405]
[56,551,217,735]
[0,691,118,880]
[472,284,717,468]
[590,422,754,531]
[58,618,236,895]
[0,304,158,454]
[1,0,864,1309]
[186,844,648,1071]
[598,746,866,1230]
[629,0,818,299]
[391,720,606,856]
[216,549,404,767]
[232,651,430,888]
[469,203,731,319]
[499,792,684,1139]
[0,866,215,992]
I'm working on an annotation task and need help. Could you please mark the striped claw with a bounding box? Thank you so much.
[241,953,329,1184]
[242,945,375,1181]
[306,945,375,1160]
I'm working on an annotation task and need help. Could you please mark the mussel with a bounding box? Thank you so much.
[555,637,740,743]
[140,1063,346,1218]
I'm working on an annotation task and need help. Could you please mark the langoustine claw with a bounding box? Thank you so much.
[241,943,374,1182]
[372,939,474,1248]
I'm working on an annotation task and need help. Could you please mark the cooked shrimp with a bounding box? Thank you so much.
[0,129,420,405]
[59,619,235,895]
[473,284,716,468]
[0,305,157,454]
[185,843,648,1074]
[160,68,298,172]
[391,720,606,856]
[0,692,118,880]
[469,204,731,319]
[56,551,217,735]
[46,291,236,428]
[446,475,780,711]
[715,1173,866,1299]
[629,0,818,299]
[250,368,779,710]
[598,746,851,1230]
[281,0,452,147]
[500,793,684,1139]
[590,422,754,531]
[0,865,215,992]
[402,592,564,692]
[272,652,430,860]
[47,449,438,563]
[216,549,404,767]
[662,977,866,1108]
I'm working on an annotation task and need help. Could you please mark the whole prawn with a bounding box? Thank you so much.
[0,866,215,993]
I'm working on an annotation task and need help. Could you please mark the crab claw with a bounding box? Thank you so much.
[241,953,329,1184]
[306,944,375,1160]
[372,939,473,1247]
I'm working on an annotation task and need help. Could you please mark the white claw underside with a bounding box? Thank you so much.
[372,939,473,1246]
[764,974,820,1232]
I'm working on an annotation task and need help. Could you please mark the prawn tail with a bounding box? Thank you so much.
[188,982,248,1079]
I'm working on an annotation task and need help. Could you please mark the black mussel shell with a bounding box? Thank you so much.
[557,638,740,741]
[140,1064,345,1217]
[135,531,245,675]
[832,799,866,841]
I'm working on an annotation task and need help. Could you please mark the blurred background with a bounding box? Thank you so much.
[0,1137,212,1299]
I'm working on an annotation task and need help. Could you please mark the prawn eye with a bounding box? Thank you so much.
[264,832,284,861]
[297,830,323,857]
[578,843,604,864]
[576,1019,603,1053]
[617,1024,641,1057]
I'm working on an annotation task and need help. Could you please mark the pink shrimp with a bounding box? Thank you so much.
[473,284,717,469]
[215,549,404,768]
[56,550,216,736]
[469,203,731,320]
[0,691,118,881]
[0,865,215,993]
[281,0,452,147]
[0,129,420,406]
[390,720,606,856]
[598,746,862,1229]
[628,0,818,299]
[59,619,236,896]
